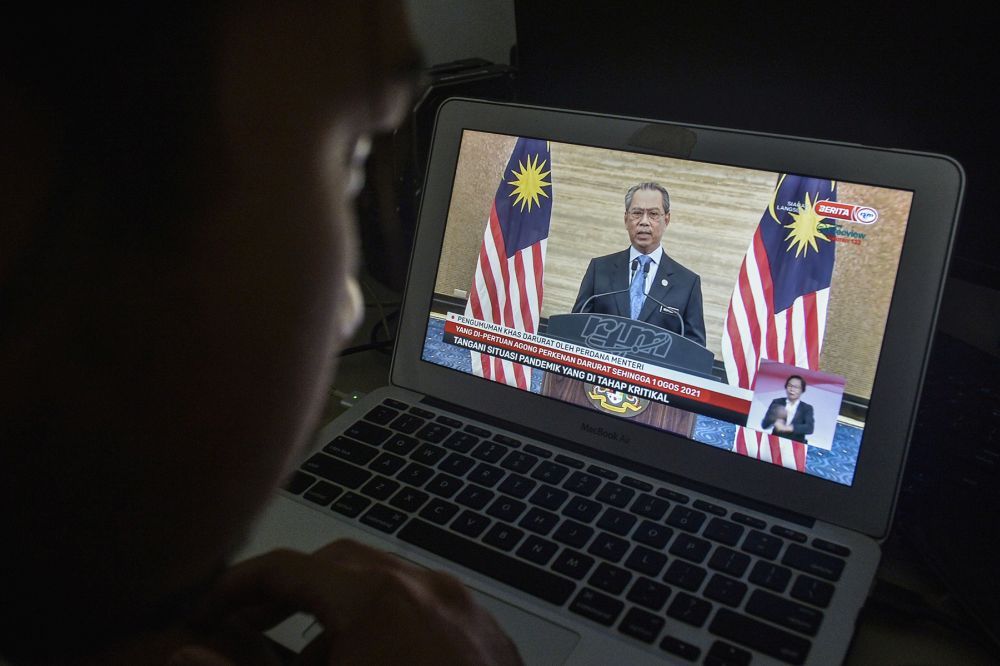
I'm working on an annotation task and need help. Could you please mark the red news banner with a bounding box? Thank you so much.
[444,314,752,423]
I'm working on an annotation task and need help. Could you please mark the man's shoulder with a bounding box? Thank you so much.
[661,252,699,280]
[589,249,630,267]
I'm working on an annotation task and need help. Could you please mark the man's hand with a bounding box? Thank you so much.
[168,540,522,666]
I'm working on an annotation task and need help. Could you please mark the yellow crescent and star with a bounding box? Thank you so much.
[767,175,838,257]
[507,144,552,213]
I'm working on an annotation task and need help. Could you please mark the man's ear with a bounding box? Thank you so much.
[663,211,671,229]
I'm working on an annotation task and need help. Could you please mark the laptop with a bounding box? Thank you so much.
[239,99,964,665]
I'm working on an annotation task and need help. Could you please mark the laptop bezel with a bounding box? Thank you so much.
[391,98,964,540]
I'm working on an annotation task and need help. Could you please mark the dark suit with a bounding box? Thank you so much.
[572,249,707,346]
[761,397,814,443]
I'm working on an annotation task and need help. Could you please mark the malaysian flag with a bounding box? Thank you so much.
[465,138,553,389]
[722,174,837,471]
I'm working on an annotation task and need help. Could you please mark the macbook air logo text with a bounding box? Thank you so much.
[580,422,630,445]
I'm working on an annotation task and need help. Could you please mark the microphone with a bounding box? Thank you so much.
[573,258,641,314]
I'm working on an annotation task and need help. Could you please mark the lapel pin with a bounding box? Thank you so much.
[661,279,668,287]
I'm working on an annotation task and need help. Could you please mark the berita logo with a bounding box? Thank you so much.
[815,200,879,225]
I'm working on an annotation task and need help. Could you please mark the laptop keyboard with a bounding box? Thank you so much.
[285,398,851,665]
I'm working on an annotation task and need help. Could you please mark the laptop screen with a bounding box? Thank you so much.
[419,129,913,488]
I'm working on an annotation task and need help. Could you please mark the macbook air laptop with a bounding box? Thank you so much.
[239,99,964,665]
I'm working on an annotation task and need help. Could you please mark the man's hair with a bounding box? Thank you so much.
[786,375,807,391]
[624,182,670,213]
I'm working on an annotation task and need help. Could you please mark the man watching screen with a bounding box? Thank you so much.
[0,4,520,665]
[572,182,707,346]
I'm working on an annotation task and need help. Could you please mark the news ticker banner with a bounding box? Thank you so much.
[444,313,753,424]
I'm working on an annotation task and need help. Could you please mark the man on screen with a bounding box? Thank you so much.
[572,182,706,345]
[761,375,815,443]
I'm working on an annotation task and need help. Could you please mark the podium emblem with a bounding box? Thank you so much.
[586,384,649,417]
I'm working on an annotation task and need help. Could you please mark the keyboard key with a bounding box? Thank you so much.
[749,560,792,593]
[665,506,707,533]
[621,476,653,491]
[451,510,491,538]
[655,488,689,503]
[419,498,459,525]
[439,452,476,477]
[693,499,727,516]
[493,434,521,447]
[397,462,435,487]
[516,535,559,565]
[303,480,342,506]
[409,406,435,419]
[464,424,491,438]
[519,507,559,535]
[487,496,527,522]
[324,436,380,465]
[471,441,508,463]
[587,532,630,563]
[482,522,524,552]
[364,405,398,425]
[745,589,824,636]
[633,520,673,549]
[596,507,637,536]
[424,473,464,499]
[706,640,752,666]
[790,574,835,608]
[618,607,664,644]
[708,547,751,578]
[771,525,807,543]
[631,493,669,520]
[552,549,595,580]
[468,462,505,487]
[710,608,812,665]
[389,487,429,513]
[303,453,372,489]
[331,492,371,517]
[627,576,671,611]
[704,574,748,607]
[360,504,407,533]
[555,454,585,469]
[562,496,602,523]
[454,484,494,511]
[284,470,316,494]
[595,482,634,508]
[528,484,569,511]
[415,422,452,445]
[587,465,617,479]
[383,433,419,456]
[569,588,624,626]
[667,592,712,627]
[670,533,711,563]
[812,538,851,557]
[731,512,766,529]
[563,471,601,496]
[742,529,783,560]
[703,517,745,546]
[344,422,392,447]
[497,473,536,499]
[443,431,479,453]
[782,544,845,582]
[522,443,551,458]
[397,519,576,606]
[552,519,594,549]
[501,451,539,474]
[369,451,407,476]
[436,415,463,429]
[624,545,667,577]
[411,443,447,466]
[389,413,424,434]
[360,475,400,501]
[663,560,707,592]
[589,562,632,595]
[659,634,701,662]
[382,398,408,410]
[531,461,570,485]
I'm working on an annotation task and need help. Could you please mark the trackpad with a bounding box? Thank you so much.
[470,587,580,666]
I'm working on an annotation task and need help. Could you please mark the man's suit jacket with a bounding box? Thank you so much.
[572,248,707,346]
[761,397,814,443]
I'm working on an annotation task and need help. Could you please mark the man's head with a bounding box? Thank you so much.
[1,2,420,658]
[624,182,671,254]
[785,375,807,401]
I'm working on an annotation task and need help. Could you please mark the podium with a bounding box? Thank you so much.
[540,313,715,438]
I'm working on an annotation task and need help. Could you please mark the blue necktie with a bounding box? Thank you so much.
[630,255,651,319]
